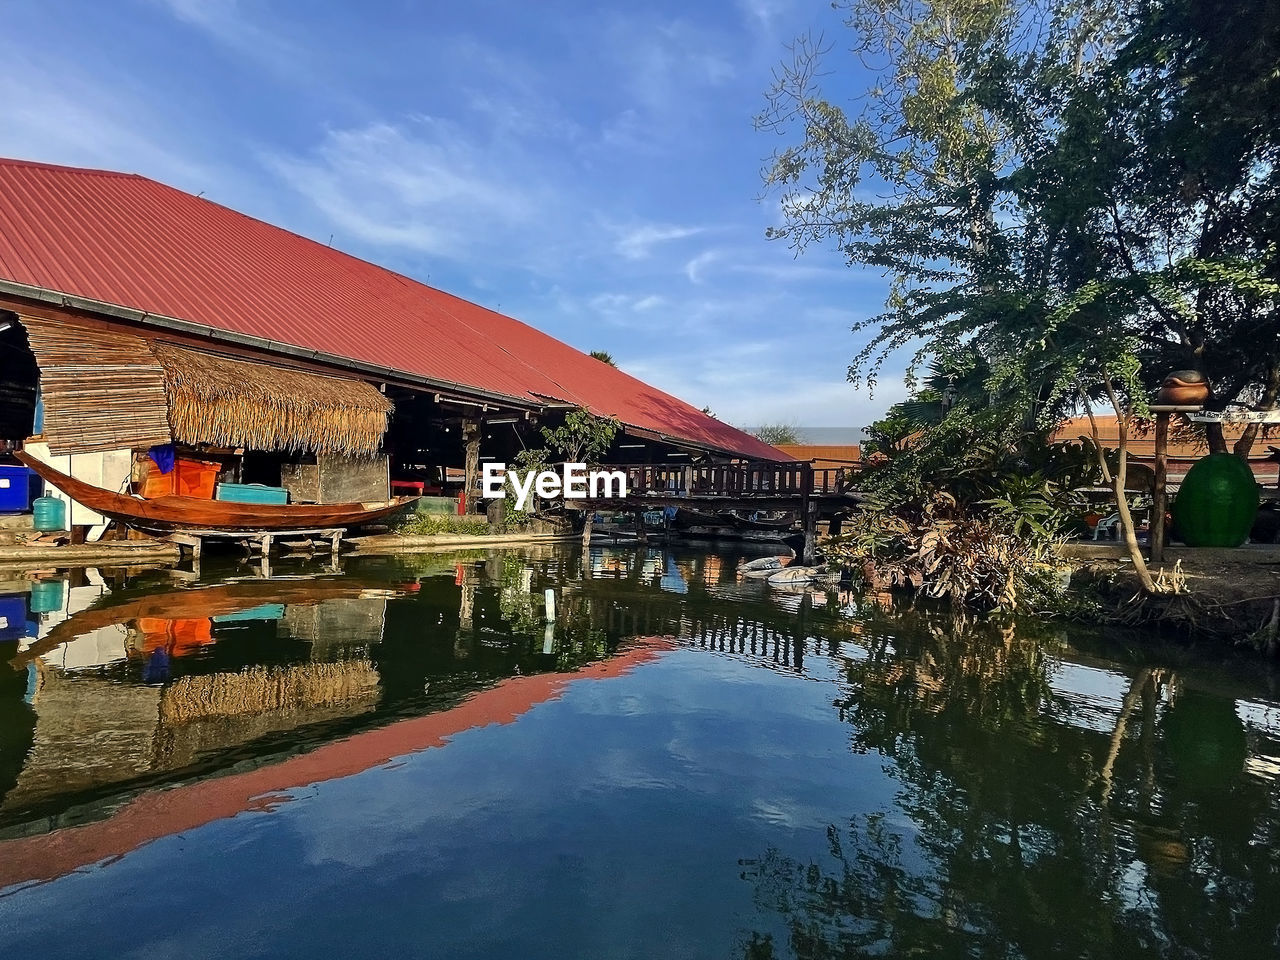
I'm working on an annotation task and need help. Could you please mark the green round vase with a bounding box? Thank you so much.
[1172,453,1259,547]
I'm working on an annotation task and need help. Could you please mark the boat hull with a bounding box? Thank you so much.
[15,451,416,534]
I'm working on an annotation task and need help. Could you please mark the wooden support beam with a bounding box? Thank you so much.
[800,463,818,564]
[632,509,648,543]
[1151,411,1169,563]
[461,418,482,514]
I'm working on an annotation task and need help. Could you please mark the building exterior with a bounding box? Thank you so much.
[1052,415,1280,489]
[775,444,861,471]
[0,158,786,523]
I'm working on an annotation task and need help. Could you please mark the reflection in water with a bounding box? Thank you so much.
[739,605,1280,959]
[0,545,1278,958]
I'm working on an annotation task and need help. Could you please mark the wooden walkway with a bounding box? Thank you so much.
[580,460,863,562]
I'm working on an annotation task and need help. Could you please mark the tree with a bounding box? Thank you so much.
[589,350,617,367]
[755,0,1279,592]
[516,407,620,470]
[751,423,805,445]
[1076,0,1280,457]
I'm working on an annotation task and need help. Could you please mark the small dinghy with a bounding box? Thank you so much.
[767,565,837,586]
[740,555,785,572]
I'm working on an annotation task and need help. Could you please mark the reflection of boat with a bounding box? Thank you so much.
[11,578,396,667]
[15,451,416,535]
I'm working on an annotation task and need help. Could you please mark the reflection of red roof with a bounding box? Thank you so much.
[0,638,673,891]
[0,158,785,461]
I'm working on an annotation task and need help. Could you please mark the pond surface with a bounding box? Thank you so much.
[0,544,1278,959]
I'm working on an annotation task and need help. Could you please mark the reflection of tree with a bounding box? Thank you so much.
[741,609,1280,959]
[0,663,36,808]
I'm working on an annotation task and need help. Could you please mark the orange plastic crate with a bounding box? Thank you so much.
[139,458,220,499]
[175,459,220,499]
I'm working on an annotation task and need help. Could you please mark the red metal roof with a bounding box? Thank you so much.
[0,158,787,461]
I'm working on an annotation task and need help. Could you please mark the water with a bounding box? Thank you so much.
[0,544,1278,959]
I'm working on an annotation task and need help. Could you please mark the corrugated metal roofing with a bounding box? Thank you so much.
[0,158,788,461]
[776,443,861,465]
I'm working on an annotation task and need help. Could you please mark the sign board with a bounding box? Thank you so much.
[1189,410,1280,424]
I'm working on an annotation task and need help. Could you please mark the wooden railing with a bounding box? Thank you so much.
[605,459,861,499]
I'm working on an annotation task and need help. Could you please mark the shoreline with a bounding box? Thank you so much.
[0,529,579,572]
[1062,542,1280,650]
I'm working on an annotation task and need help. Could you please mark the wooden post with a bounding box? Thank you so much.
[800,463,818,564]
[1151,410,1169,563]
[462,418,481,514]
[581,509,593,548]
[633,509,648,543]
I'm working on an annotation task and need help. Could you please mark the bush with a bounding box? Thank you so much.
[394,513,493,537]
[829,492,1074,614]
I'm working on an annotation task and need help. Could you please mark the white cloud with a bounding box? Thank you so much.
[737,0,794,33]
[263,118,541,259]
[632,294,666,312]
[614,224,706,260]
[684,249,723,283]
[151,0,309,79]
[0,44,216,193]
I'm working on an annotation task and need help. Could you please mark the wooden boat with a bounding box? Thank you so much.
[16,451,417,535]
[767,565,838,586]
[670,507,725,531]
[718,510,797,531]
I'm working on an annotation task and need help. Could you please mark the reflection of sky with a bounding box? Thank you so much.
[1045,661,1134,735]
[659,552,687,594]
[0,649,902,959]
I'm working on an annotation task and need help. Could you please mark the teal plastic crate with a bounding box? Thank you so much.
[213,603,286,623]
[215,482,289,505]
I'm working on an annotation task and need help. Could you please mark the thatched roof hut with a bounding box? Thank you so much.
[18,311,394,459]
[152,344,392,458]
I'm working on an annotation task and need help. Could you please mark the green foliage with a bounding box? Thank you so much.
[589,350,617,366]
[859,402,1099,511]
[751,423,805,445]
[500,408,620,517]
[828,492,1074,614]
[394,513,493,537]
[538,407,620,465]
[758,0,1280,456]
[834,408,1096,613]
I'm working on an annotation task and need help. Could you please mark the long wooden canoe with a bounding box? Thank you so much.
[10,576,401,667]
[15,451,417,535]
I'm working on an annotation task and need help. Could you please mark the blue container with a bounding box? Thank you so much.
[215,482,289,505]
[213,602,286,623]
[33,496,66,532]
[29,579,65,614]
[0,465,32,512]
[0,595,26,643]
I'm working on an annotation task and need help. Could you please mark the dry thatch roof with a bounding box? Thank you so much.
[152,343,392,457]
[157,660,381,723]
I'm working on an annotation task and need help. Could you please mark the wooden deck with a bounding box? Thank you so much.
[587,460,862,509]
[580,460,863,562]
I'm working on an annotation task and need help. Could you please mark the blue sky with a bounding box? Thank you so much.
[1,0,905,434]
